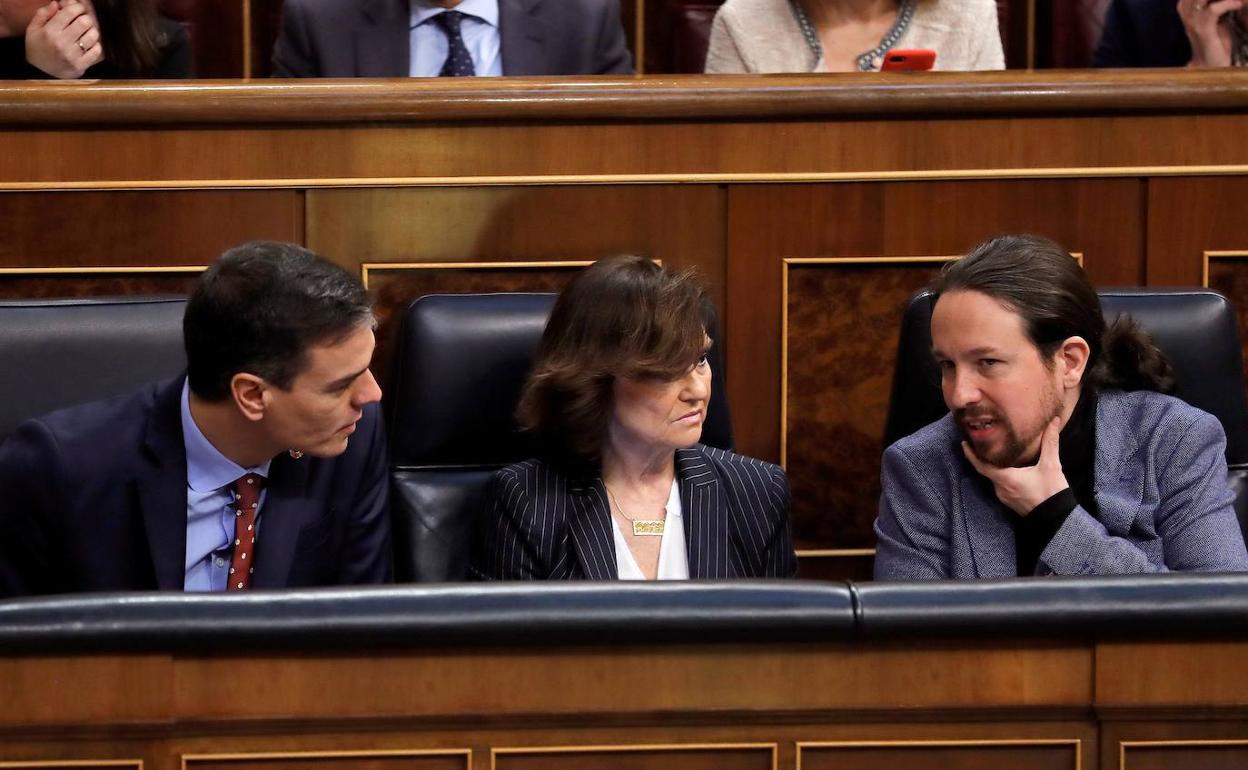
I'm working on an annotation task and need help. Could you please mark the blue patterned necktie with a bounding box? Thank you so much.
[434,11,475,77]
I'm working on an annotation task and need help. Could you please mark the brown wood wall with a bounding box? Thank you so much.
[3,636,1248,770]
[2,73,1247,579]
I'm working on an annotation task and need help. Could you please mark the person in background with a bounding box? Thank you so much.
[874,234,1248,580]
[272,0,633,77]
[473,256,797,580]
[704,0,1004,72]
[1095,0,1246,67]
[0,0,189,79]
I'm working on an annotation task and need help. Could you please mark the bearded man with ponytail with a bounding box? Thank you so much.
[875,234,1248,579]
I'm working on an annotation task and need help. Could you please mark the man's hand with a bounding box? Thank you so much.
[962,417,1070,516]
[1178,0,1242,67]
[25,0,103,80]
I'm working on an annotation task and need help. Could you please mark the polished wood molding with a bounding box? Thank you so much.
[4,70,1248,126]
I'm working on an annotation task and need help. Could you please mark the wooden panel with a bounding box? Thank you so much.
[184,750,469,770]
[1098,641,1248,707]
[1202,255,1248,394]
[1120,742,1248,770]
[1146,177,1248,286]
[0,272,199,299]
[726,177,1142,480]
[784,259,948,550]
[307,186,724,315]
[0,656,171,725]
[170,643,1090,722]
[4,117,1248,187]
[797,553,873,581]
[799,741,1080,770]
[494,745,774,770]
[0,190,302,266]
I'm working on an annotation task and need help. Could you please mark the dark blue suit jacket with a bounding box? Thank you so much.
[473,444,797,580]
[0,378,391,596]
[272,0,634,77]
[1094,0,1192,67]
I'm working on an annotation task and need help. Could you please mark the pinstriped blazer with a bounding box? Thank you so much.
[472,444,797,580]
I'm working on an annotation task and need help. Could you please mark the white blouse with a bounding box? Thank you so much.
[610,478,690,580]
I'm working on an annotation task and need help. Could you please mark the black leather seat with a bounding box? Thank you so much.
[883,288,1248,530]
[385,292,734,582]
[0,297,187,442]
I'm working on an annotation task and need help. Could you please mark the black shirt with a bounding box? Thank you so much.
[0,16,191,79]
[1015,390,1099,576]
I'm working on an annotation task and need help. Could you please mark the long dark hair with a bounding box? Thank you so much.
[932,234,1174,394]
[93,0,163,76]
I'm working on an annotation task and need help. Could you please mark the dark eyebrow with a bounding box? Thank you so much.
[325,367,369,393]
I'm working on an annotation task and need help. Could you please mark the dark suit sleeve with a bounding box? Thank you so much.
[0,420,66,597]
[1093,0,1138,67]
[592,0,634,74]
[472,467,549,580]
[336,406,392,583]
[271,0,318,77]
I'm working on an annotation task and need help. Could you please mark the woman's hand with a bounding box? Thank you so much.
[25,0,103,80]
[1178,0,1243,67]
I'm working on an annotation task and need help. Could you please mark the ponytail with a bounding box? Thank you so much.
[1088,315,1175,394]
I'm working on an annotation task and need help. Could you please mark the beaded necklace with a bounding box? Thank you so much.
[788,0,917,72]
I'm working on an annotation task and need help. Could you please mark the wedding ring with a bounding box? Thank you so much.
[1194,2,1207,9]
[77,40,86,52]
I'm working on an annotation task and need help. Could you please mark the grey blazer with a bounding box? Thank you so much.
[272,0,634,77]
[473,444,798,580]
[874,389,1248,579]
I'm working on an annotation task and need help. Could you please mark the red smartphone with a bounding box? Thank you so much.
[880,49,937,72]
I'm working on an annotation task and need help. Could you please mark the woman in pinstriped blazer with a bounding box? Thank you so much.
[472,256,797,581]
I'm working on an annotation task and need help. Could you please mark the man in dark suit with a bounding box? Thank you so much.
[271,0,634,78]
[0,242,391,596]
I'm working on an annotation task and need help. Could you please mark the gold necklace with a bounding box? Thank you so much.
[605,484,666,537]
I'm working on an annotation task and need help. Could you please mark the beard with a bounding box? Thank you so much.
[957,384,1064,468]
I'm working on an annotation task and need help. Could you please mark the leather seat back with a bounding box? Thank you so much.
[884,288,1248,532]
[0,297,187,442]
[385,292,733,582]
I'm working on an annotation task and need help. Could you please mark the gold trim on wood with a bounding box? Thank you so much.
[8,164,1248,193]
[779,255,953,469]
[0,266,206,277]
[797,548,877,558]
[0,758,141,763]
[1201,250,1248,288]
[242,0,253,81]
[797,739,1082,770]
[491,743,778,770]
[1119,739,1248,770]
[359,259,596,290]
[182,748,471,770]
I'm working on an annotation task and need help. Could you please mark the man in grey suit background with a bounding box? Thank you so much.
[272,0,634,77]
[874,234,1248,580]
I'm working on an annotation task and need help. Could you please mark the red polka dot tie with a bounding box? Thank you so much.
[227,473,264,591]
[434,11,476,77]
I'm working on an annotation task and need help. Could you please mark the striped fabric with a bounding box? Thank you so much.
[473,444,797,580]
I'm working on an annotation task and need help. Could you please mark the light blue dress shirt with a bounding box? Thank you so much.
[181,380,271,592]
[409,0,503,77]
